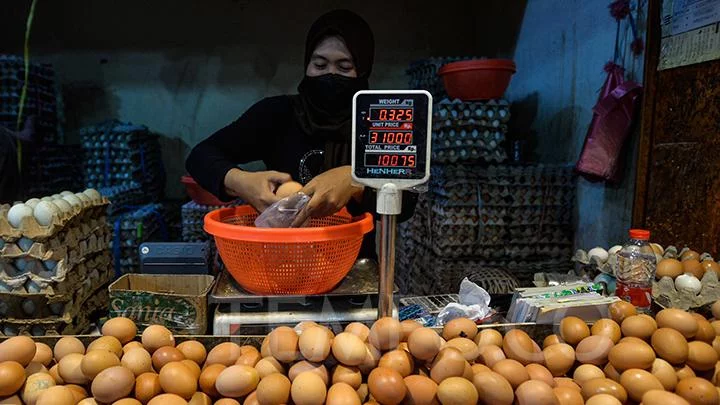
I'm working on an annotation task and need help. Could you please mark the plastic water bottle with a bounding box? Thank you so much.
[615,229,657,312]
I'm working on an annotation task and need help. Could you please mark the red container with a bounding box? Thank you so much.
[438,59,516,101]
[181,175,229,206]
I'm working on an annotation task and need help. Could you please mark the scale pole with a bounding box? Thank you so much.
[378,213,397,318]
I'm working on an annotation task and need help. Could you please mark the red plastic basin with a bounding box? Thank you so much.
[438,59,516,101]
[181,175,229,206]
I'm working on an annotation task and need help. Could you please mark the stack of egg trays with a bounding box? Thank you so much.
[406,57,474,99]
[431,99,510,164]
[109,203,165,274]
[182,200,243,260]
[24,144,83,198]
[0,251,112,321]
[0,55,60,143]
[99,182,146,216]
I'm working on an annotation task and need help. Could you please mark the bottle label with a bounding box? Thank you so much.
[615,282,652,309]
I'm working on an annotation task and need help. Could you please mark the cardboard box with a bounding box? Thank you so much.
[109,274,215,335]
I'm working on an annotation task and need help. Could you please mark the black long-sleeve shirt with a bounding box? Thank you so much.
[186,95,417,260]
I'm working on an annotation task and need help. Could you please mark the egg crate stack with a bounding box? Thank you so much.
[181,200,243,258]
[109,203,168,275]
[80,120,166,201]
[406,57,474,99]
[99,182,146,216]
[24,144,83,198]
[431,99,510,164]
[0,251,112,321]
[0,55,61,143]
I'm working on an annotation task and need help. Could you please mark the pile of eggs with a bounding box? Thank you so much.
[5,189,102,229]
[5,304,720,404]
[656,249,720,295]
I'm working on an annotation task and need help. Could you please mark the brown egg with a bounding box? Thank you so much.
[0,394,23,405]
[399,320,422,342]
[215,365,259,398]
[462,361,474,381]
[235,350,262,367]
[31,344,52,367]
[651,328,689,365]
[124,341,145,354]
[331,365,362,389]
[0,361,25,396]
[141,325,175,353]
[585,394,621,405]
[260,337,271,358]
[114,398,143,405]
[152,346,185,371]
[0,337,36,367]
[199,364,225,398]
[147,394,188,405]
[404,375,438,405]
[492,359,530,389]
[687,341,719,371]
[608,301,637,324]
[471,364,491,375]
[657,259,684,279]
[641,390,692,405]
[515,380,558,405]
[553,386,584,405]
[378,350,413,378]
[65,384,88,403]
[81,349,121,379]
[543,343,575,377]
[58,353,88,384]
[619,336,648,344]
[268,327,300,363]
[560,317,590,346]
[275,181,303,198]
[573,364,605,385]
[608,341,656,371]
[442,318,478,341]
[692,313,717,343]
[619,368,664,402]
[187,393,211,405]
[472,371,514,405]
[205,342,241,366]
[48,364,63,384]
[326,382,362,405]
[682,250,700,262]
[35,385,75,405]
[576,335,614,365]
[368,367,406,405]
[54,337,84,362]
[683,259,705,278]
[242,395,257,405]
[256,373,291,405]
[369,317,401,351]
[408,328,443,361]
[345,323,370,342]
[22,372,55,405]
[702,260,720,276]
[479,344,506,368]
[503,329,543,365]
[621,315,657,339]
[331,333,367,367]
[291,371,328,405]
[715,337,720,358]
[475,329,503,348]
[255,357,285,379]
[543,335,562,348]
[180,360,201,380]
[102,317,137,344]
[430,347,466,384]
[356,383,369,403]
[604,363,621,382]
[437,377,478,405]
[651,358,678,391]
[87,336,123,357]
[527,364,555,387]
[135,372,162,404]
[176,341,207,365]
[591,319,622,343]
[24,363,47,377]
[676,377,719,405]
[299,327,332,363]
[580,378,628,403]
[92,366,135,403]
[676,364,696,380]
[555,378,581,391]
[122,348,153,376]
[289,361,329,384]
[444,338,479,362]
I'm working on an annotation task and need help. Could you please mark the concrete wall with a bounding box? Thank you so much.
[506,0,646,249]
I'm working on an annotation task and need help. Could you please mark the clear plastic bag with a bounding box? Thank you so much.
[437,278,492,325]
[254,193,311,228]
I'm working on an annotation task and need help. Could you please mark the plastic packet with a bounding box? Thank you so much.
[254,193,311,228]
[436,277,492,325]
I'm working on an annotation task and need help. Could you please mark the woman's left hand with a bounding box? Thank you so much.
[291,166,364,227]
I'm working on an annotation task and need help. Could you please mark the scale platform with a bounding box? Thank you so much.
[211,259,399,335]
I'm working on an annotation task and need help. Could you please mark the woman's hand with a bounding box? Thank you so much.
[291,166,364,227]
[224,168,292,212]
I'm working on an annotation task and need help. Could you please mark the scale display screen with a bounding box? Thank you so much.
[352,91,431,183]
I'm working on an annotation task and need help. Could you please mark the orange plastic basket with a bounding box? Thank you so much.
[204,205,374,295]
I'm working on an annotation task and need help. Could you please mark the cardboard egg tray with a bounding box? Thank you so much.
[0,198,110,241]
[0,250,111,293]
[99,182,146,216]
[25,144,83,198]
[1,220,110,262]
[109,204,167,274]
[434,99,511,123]
[432,148,507,164]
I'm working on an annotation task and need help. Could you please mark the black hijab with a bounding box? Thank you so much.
[291,10,375,171]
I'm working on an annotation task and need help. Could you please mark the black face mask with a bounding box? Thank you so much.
[297,74,369,118]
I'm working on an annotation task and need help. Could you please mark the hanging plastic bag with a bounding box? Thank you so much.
[254,193,311,228]
[575,63,642,182]
[436,278,492,325]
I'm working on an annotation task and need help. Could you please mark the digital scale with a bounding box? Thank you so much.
[211,90,432,334]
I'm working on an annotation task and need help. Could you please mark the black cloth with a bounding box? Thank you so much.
[185,96,418,261]
[0,132,20,204]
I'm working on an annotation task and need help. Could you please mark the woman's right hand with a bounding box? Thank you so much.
[224,168,291,212]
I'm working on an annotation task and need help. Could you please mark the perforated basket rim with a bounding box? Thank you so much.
[204,205,374,243]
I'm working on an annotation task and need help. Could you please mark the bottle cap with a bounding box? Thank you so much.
[629,229,650,240]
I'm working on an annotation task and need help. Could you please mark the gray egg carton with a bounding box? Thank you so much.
[406,57,475,99]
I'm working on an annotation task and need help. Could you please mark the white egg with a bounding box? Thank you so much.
[25,198,41,209]
[83,188,102,202]
[60,191,74,197]
[608,245,623,256]
[51,194,62,200]
[588,247,609,263]
[7,204,33,228]
[74,193,91,207]
[62,194,82,207]
[675,273,702,295]
[52,199,73,214]
[40,196,54,202]
[33,201,58,226]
